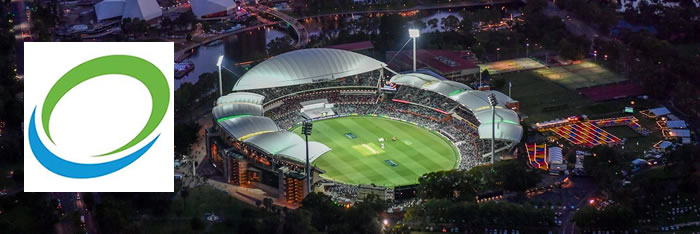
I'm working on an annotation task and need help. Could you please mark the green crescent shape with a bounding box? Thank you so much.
[41,55,170,157]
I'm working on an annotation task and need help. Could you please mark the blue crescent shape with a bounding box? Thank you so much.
[28,107,160,178]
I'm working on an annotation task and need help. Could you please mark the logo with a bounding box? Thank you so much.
[24,42,174,192]
[28,55,169,178]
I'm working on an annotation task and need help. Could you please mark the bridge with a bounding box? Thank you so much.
[257,5,309,48]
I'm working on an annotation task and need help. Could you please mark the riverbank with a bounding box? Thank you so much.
[174,0,522,62]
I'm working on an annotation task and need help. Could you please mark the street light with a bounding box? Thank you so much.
[593,50,597,62]
[526,43,529,57]
[487,93,498,166]
[216,55,224,97]
[409,28,420,72]
[302,121,313,194]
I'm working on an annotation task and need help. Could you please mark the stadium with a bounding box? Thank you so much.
[206,48,523,205]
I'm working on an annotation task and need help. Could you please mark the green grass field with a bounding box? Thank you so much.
[479,58,546,74]
[532,60,626,89]
[291,116,459,187]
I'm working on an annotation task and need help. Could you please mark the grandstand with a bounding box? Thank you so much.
[207,48,523,204]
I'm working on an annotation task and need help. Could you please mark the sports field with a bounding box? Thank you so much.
[291,116,459,187]
[479,58,546,74]
[533,60,626,89]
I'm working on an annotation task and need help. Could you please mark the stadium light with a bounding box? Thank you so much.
[217,55,224,97]
[488,93,498,166]
[488,93,498,106]
[479,66,483,87]
[302,121,313,193]
[409,29,420,72]
[408,28,420,38]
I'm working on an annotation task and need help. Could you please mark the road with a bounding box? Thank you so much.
[559,178,595,234]
[10,0,30,78]
[52,192,98,234]
[540,0,610,41]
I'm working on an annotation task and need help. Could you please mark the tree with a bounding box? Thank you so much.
[583,146,627,188]
[417,170,476,201]
[524,0,548,14]
[174,122,199,156]
[83,192,95,211]
[459,13,475,32]
[412,20,427,30]
[300,192,342,232]
[180,187,189,213]
[481,69,491,82]
[573,205,636,230]
[496,160,541,193]
[262,197,274,213]
[413,199,554,231]
[266,36,295,56]
[95,198,129,234]
[558,36,589,61]
[373,14,407,52]
[441,15,460,31]
[283,209,315,234]
[0,193,59,233]
[428,18,439,29]
[11,169,22,185]
[190,217,204,231]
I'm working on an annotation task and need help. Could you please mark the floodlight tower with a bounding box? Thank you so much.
[409,29,420,72]
[217,55,224,97]
[487,93,498,165]
[302,121,313,193]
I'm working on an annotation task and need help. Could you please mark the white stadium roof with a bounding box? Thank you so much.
[390,73,472,97]
[422,80,473,96]
[214,84,333,162]
[190,0,236,17]
[212,102,263,120]
[244,131,330,163]
[277,142,331,163]
[217,116,280,140]
[233,48,387,91]
[390,72,522,143]
[390,73,440,87]
[216,92,265,106]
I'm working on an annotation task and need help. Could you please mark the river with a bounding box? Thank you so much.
[176,3,523,90]
[175,27,289,90]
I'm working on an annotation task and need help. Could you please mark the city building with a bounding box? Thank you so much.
[94,0,162,22]
[386,49,480,80]
[190,0,238,20]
